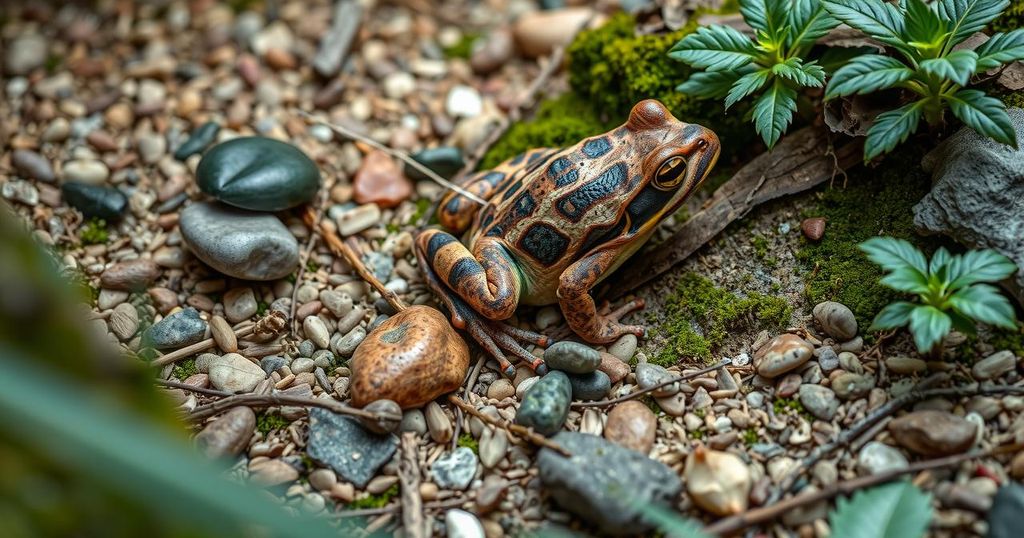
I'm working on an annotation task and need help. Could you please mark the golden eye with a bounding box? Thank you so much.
[654,156,687,190]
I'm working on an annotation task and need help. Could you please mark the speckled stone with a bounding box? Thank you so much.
[544,341,601,374]
[307,408,398,489]
[143,307,207,349]
[515,371,571,436]
[431,446,478,490]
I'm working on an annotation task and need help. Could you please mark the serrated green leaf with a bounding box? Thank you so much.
[788,0,841,49]
[937,0,1010,47]
[677,69,748,99]
[753,80,798,148]
[823,0,909,51]
[975,29,1024,71]
[929,247,952,275]
[880,266,931,293]
[904,0,949,50]
[829,481,932,538]
[633,501,714,538]
[919,50,978,85]
[859,236,929,273]
[741,0,789,39]
[947,89,1018,147]
[950,284,1019,329]
[864,100,925,160]
[825,55,914,99]
[725,69,772,109]
[773,58,826,87]
[668,25,758,71]
[948,248,1019,289]
[869,301,917,331]
[910,305,952,352]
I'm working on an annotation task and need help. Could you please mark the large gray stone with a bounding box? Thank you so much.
[179,201,299,281]
[915,108,1024,305]
[537,432,682,536]
[307,408,398,489]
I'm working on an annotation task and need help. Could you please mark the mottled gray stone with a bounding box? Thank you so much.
[798,384,839,421]
[431,447,477,490]
[543,341,601,374]
[566,370,611,401]
[537,432,682,536]
[180,201,299,281]
[143,307,207,349]
[307,408,398,489]
[515,371,571,436]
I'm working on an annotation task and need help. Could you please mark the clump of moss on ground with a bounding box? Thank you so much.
[79,218,109,245]
[347,483,399,510]
[456,432,478,454]
[796,147,944,329]
[172,357,197,380]
[652,273,791,365]
[255,413,290,435]
[443,32,479,59]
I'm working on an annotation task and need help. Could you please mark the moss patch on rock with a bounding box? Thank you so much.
[651,272,791,365]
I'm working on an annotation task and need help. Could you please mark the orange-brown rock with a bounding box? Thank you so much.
[352,150,412,209]
[604,401,656,453]
[350,305,469,409]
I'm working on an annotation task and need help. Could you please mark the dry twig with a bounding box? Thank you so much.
[398,432,425,538]
[151,310,288,368]
[571,359,731,408]
[448,394,571,457]
[188,391,402,422]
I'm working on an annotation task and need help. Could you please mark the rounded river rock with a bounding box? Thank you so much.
[179,201,299,281]
[196,136,320,211]
[515,370,571,436]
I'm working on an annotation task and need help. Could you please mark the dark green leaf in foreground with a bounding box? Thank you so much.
[918,49,977,86]
[947,89,1018,147]
[676,69,747,99]
[752,80,797,148]
[974,29,1024,70]
[864,100,925,160]
[823,0,908,51]
[936,0,1010,47]
[668,25,758,71]
[828,481,932,538]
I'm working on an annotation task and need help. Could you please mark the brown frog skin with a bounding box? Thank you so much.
[415,99,721,377]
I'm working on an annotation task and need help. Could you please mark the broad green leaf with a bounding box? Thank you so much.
[975,29,1024,71]
[864,100,925,160]
[788,0,841,49]
[880,266,931,293]
[859,236,929,273]
[909,305,952,352]
[668,25,758,71]
[823,0,909,51]
[904,0,949,51]
[829,481,932,538]
[949,248,1019,288]
[752,79,798,148]
[825,55,915,99]
[773,58,826,87]
[741,0,789,39]
[950,284,1019,329]
[929,246,952,275]
[817,46,882,73]
[919,49,978,86]
[677,69,747,99]
[869,301,917,331]
[947,89,1019,147]
[937,0,1010,46]
[725,69,772,109]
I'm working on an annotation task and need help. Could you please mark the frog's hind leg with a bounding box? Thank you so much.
[558,249,647,344]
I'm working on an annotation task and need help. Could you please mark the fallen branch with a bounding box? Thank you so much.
[151,310,287,368]
[447,394,571,457]
[705,442,1023,536]
[335,496,469,519]
[571,359,731,408]
[610,128,862,297]
[157,379,230,397]
[188,391,402,423]
[398,432,425,538]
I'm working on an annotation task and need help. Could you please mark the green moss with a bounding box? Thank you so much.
[305,259,320,273]
[989,0,1024,32]
[653,273,791,365]
[1000,88,1024,109]
[456,432,478,454]
[79,218,109,245]
[751,235,769,259]
[796,147,945,329]
[962,322,1024,360]
[689,428,706,440]
[479,92,614,169]
[347,484,399,510]
[773,397,803,415]
[741,428,759,447]
[172,358,197,381]
[444,33,479,59]
[255,300,269,317]
[255,413,290,436]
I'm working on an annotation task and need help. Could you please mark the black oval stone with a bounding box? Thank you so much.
[403,146,465,182]
[174,121,221,161]
[61,181,128,220]
[196,137,320,211]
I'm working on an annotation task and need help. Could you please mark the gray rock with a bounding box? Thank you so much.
[5,34,47,74]
[431,447,478,490]
[313,0,363,77]
[12,150,55,183]
[515,371,571,436]
[972,350,1016,380]
[307,408,398,489]
[798,384,839,421]
[566,370,611,401]
[194,406,256,458]
[635,362,677,397]
[812,301,858,341]
[260,356,287,374]
[537,432,682,536]
[401,409,427,436]
[543,341,601,374]
[915,108,1024,305]
[857,441,908,475]
[143,307,207,349]
[179,201,299,281]
[988,483,1024,538]
[831,372,875,400]
[817,346,840,373]
[209,353,266,393]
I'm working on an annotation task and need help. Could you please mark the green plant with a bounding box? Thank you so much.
[79,217,109,245]
[860,237,1018,354]
[829,481,932,538]
[457,432,478,454]
[669,0,839,148]
[823,0,1024,159]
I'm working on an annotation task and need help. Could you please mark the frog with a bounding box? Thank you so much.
[415,99,720,377]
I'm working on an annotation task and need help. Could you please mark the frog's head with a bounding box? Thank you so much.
[622,99,720,233]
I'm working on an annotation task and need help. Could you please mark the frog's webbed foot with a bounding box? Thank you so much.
[447,294,551,378]
[591,298,647,341]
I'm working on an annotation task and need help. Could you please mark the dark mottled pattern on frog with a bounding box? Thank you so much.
[481,171,506,186]
[626,182,675,233]
[518,222,570,266]
[447,257,484,288]
[579,215,628,254]
[485,190,536,238]
[548,157,579,188]
[582,137,612,158]
[555,162,628,222]
[427,233,457,260]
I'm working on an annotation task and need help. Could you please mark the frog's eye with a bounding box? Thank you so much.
[653,156,687,190]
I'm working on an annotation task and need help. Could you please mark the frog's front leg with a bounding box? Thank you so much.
[415,229,550,377]
[558,249,646,343]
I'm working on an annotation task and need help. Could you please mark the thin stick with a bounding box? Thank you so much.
[151,310,288,368]
[398,432,425,538]
[571,359,731,408]
[296,110,487,206]
[335,496,469,519]
[188,392,402,422]
[157,379,230,397]
[705,443,1023,536]
[447,394,571,457]
[307,212,407,313]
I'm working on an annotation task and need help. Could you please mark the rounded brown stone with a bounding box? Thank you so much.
[889,410,977,456]
[604,400,657,454]
[352,150,412,209]
[349,306,469,409]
